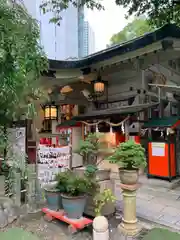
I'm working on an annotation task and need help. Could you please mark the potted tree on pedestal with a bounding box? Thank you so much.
[107,140,146,185]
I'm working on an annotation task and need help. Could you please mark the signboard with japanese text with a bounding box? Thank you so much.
[37,145,71,186]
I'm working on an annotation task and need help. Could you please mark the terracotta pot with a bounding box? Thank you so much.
[119,168,139,185]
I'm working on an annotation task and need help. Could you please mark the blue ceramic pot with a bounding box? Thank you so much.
[61,194,86,219]
[44,189,62,210]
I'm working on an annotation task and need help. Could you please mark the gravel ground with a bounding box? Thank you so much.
[1,214,93,240]
[1,217,69,240]
[0,213,152,240]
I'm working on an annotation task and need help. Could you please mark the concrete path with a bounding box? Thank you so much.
[115,182,180,231]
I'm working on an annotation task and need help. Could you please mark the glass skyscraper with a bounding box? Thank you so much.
[83,21,95,57]
[23,0,85,60]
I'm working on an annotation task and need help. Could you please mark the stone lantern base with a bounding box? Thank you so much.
[118,183,142,237]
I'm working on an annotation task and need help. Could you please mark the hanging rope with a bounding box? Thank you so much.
[81,115,130,127]
[81,120,102,126]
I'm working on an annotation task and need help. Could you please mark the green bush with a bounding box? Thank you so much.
[55,171,71,192]
[56,170,99,197]
[107,140,146,170]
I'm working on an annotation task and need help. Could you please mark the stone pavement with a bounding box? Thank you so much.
[115,182,180,231]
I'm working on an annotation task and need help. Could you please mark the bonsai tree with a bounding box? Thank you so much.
[76,133,103,166]
[76,132,112,165]
[107,140,146,170]
[75,132,111,178]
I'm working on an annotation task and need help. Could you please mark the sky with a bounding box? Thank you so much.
[86,0,134,51]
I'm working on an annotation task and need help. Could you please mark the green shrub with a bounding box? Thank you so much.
[55,170,71,192]
[56,170,99,197]
[107,140,146,170]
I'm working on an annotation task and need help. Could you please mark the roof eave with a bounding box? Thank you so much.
[48,24,180,70]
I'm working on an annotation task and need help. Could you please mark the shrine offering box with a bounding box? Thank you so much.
[148,142,176,180]
[144,117,180,181]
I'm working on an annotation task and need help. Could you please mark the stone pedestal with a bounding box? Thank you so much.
[118,183,141,236]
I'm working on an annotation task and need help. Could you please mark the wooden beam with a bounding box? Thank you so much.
[148,83,180,89]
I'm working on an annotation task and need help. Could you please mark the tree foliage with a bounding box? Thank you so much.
[115,0,180,27]
[40,0,104,25]
[41,0,180,27]
[0,0,48,194]
[110,18,154,45]
[0,0,48,126]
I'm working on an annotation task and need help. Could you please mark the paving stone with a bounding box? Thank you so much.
[149,197,180,208]
[136,193,154,201]
[154,219,180,231]
[114,180,180,231]
[137,209,162,221]
[174,220,180,227]
[160,206,180,216]
[137,200,165,213]
[158,214,180,224]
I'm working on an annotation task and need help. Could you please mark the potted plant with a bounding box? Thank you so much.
[43,183,60,211]
[61,172,98,219]
[74,133,115,216]
[94,189,116,216]
[43,171,69,210]
[107,140,146,185]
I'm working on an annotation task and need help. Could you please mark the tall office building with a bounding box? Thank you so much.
[83,21,95,57]
[23,0,84,60]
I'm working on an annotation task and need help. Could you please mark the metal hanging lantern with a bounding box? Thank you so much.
[93,76,105,96]
[44,104,58,120]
